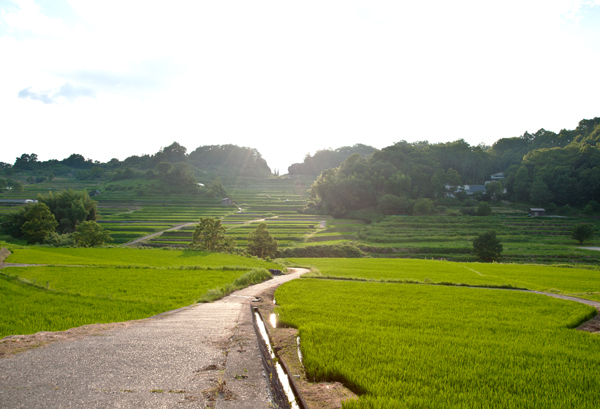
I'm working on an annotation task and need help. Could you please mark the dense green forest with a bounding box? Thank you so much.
[305,117,600,217]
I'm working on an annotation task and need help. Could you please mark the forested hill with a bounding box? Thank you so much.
[287,144,376,175]
[1,143,272,181]
[307,116,600,217]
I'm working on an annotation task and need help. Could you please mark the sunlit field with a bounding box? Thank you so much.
[0,247,279,337]
[288,257,600,301]
[275,279,600,408]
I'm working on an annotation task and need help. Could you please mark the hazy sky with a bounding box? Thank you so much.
[2,1,600,173]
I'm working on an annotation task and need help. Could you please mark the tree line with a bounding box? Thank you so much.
[0,143,273,185]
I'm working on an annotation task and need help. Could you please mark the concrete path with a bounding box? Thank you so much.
[0,269,309,408]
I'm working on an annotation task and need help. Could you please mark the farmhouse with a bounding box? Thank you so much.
[221,198,234,205]
[529,208,546,216]
[454,185,487,195]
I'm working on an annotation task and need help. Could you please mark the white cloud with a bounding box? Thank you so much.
[1,1,599,172]
[17,82,95,104]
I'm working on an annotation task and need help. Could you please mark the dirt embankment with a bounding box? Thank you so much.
[254,286,358,409]
[0,247,11,263]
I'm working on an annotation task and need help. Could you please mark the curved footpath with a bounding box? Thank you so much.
[0,268,309,409]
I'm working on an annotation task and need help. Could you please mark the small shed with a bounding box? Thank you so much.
[529,208,545,216]
[221,198,233,205]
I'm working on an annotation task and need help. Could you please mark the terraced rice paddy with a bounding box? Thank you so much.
[96,202,236,244]
[356,215,600,264]
[275,279,600,408]
[304,219,364,244]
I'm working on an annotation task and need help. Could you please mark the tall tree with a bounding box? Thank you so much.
[247,223,278,258]
[20,203,58,244]
[529,178,553,206]
[210,178,227,198]
[571,224,594,245]
[473,230,503,262]
[512,166,530,202]
[189,218,235,252]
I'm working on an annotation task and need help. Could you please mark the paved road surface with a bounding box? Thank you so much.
[0,269,308,408]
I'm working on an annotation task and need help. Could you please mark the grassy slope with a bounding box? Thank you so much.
[275,279,600,408]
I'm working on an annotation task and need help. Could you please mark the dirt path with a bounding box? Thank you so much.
[0,268,309,409]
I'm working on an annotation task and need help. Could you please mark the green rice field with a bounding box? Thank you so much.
[0,266,258,338]
[287,258,600,301]
[5,247,280,268]
[275,279,600,408]
[0,247,280,337]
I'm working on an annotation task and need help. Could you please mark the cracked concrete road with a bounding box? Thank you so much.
[0,268,309,409]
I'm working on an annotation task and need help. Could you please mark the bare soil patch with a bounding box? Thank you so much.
[255,286,358,409]
[577,308,600,334]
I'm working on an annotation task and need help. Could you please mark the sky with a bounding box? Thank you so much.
[1,1,600,174]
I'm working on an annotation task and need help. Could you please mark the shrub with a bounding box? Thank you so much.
[436,206,448,215]
[571,224,594,245]
[72,221,113,247]
[473,230,503,262]
[44,232,74,247]
[460,207,477,216]
[199,268,272,302]
[413,198,435,216]
[346,210,384,224]
[476,201,492,216]
[558,204,572,216]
